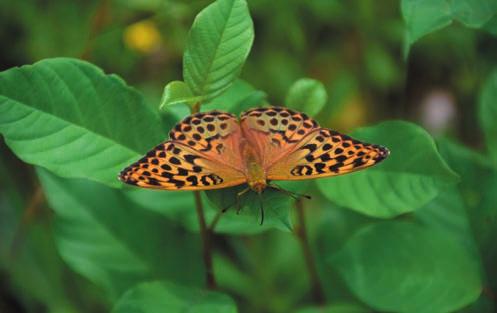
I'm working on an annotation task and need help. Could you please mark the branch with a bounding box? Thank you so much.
[295,198,325,304]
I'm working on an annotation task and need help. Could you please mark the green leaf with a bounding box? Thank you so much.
[37,169,203,299]
[0,58,166,188]
[159,80,202,109]
[183,0,254,101]
[316,121,459,218]
[479,69,497,165]
[401,0,452,47]
[331,222,482,313]
[483,15,497,35]
[202,79,266,114]
[296,304,371,313]
[112,281,237,313]
[451,0,497,28]
[401,0,497,51]
[285,78,327,117]
[205,182,300,234]
[123,184,293,235]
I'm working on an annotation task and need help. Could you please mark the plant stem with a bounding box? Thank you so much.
[295,198,325,305]
[10,185,44,258]
[194,190,216,289]
[81,0,111,60]
[190,102,216,289]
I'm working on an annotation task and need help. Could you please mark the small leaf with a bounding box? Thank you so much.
[483,15,497,36]
[331,222,482,313]
[401,0,497,52]
[451,0,497,28]
[0,58,166,188]
[38,169,203,299]
[316,121,459,218]
[183,0,254,101]
[112,281,237,313]
[479,69,497,165]
[205,184,294,234]
[159,80,202,109]
[285,78,327,117]
[401,0,452,47]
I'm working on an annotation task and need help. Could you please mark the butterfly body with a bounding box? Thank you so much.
[241,141,267,193]
[119,107,389,192]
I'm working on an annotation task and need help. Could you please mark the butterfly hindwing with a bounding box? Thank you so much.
[267,128,389,180]
[119,111,246,190]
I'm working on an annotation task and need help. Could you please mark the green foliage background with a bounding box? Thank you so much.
[1,0,497,312]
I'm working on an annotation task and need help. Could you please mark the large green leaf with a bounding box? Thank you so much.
[285,78,327,117]
[317,121,457,217]
[479,69,497,165]
[0,58,166,188]
[316,121,458,218]
[112,281,237,313]
[37,169,203,300]
[331,222,482,313]
[183,0,254,101]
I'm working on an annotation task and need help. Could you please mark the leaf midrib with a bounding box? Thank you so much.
[189,0,237,96]
[0,95,141,158]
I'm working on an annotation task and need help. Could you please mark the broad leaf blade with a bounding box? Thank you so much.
[316,121,458,218]
[331,222,482,313]
[183,0,254,101]
[112,281,237,313]
[285,78,327,117]
[38,169,203,299]
[0,58,166,188]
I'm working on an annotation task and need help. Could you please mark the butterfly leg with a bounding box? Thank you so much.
[256,192,265,225]
[235,187,251,215]
[268,183,312,200]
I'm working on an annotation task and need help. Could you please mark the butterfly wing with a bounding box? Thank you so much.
[267,128,389,180]
[240,107,319,169]
[119,111,246,190]
[240,106,389,181]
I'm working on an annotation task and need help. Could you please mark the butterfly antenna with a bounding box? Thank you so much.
[258,192,264,225]
[269,183,311,200]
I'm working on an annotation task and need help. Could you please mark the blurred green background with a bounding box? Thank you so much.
[1,0,497,312]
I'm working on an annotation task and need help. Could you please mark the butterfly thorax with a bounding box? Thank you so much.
[242,141,267,193]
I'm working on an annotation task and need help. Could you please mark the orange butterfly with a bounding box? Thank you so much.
[119,107,389,196]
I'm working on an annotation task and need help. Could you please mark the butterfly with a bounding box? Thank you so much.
[119,107,389,197]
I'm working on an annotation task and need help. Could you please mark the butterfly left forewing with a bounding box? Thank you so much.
[267,128,389,181]
[119,141,246,190]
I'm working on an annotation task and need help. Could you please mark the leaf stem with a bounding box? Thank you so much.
[190,102,216,289]
[295,198,325,305]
